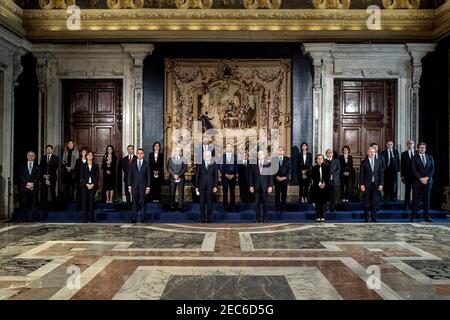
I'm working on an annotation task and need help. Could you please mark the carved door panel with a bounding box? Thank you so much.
[333,80,396,174]
[63,80,123,190]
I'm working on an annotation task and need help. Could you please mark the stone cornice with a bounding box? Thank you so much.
[21,8,441,42]
[0,0,25,37]
[0,2,447,42]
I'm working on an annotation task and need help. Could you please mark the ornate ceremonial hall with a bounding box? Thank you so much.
[0,0,449,303]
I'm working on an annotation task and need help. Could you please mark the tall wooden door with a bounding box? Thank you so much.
[62,80,123,189]
[333,80,396,173]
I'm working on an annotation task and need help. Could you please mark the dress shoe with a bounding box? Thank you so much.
[371,218,377,223]
[424,217,433,223]
[141,219,148,223]
[364,218,369,223]
[316,218,321,223]
[320,218,326,222]
[130,219,137,224]
[409,218,416,222]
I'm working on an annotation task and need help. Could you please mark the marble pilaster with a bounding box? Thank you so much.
[0,27,31,219]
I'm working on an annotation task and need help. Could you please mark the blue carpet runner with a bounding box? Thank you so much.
[12,201,448,223]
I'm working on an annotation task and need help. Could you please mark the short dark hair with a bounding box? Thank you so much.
[315,154,324,163]
[137,148,144,153]
[45,145,53,150]
[342,145,350,153]
[417,142,427,147]
[86,150,94,157]
[370,142,378,147]
[127,144,134,149]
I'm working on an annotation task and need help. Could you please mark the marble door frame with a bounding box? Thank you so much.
[31,44,154,201]
[302,43,436,200]
[0,27,31,219]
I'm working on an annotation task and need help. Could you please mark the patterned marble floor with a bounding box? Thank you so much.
[0,222,450,300]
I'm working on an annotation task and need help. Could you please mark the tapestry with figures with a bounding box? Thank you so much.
[164,59,292,173]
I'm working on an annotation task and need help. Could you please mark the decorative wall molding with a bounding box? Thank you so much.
[21,7,446,42]
[106,0,144,9]
[39,0,75,10]
[382,0,420,10]
[175,0,213,9]
[0,0,25,37]
[312,0,350,9]
[243,0,281,9]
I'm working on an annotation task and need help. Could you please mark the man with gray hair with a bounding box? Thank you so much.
[19,151,41,222]
[168,146,188,212]
[249,149,273,223]
[359,146,384,223]
[195,150,218,223]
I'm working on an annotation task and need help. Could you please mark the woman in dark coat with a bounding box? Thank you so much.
[80,151,99,223]
[339,145,354,202]
[297,142,313,203]
[310,154,331,222]
[75,147,88,211]
[102,145,117,203]
[149,142,164,202]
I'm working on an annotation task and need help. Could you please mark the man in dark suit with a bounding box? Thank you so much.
[195,150,218,223]
[220,143,238,212]
[238,152,251,204]
[249,150,273,223]
[273,146,291,213]
[381,141,400,201]
[360,146,384,223]
[20,151,41,222]
[127,148,151,223]
[168,146,188,212]
[370,143,386,171]
[411,142,434,222]
[121,145,137,210]
[194,136,216,165]
[325,148,340,213]
[401,140,416,210]
[40,145,59,212]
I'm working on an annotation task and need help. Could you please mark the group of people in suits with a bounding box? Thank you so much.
[18,136,435,224]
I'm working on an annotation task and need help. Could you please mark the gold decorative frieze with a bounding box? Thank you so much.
[243,0,281,9]
[382,0,420,9]
[106,0,144,9]
[0,0,25,36]
[175,0,213,9]
[312,0,350,9]
[39,0,75,10]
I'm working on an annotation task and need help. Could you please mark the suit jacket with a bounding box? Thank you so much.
[238,160,250,183]
[411,153,434,184]
[310,164,331,202]
[168,156,188,180]
[195,162,218,191]
[381,149,400,172]
[40,154,59,182]
[127,159,151,190]
[194,144,216,164]
[366,153,386,174]
[20,162,41,192]
[102,154,117,175]
[401,150,416,180]
[121,155,137,182]
[359,157,384,188]
[273,156,291,180]
[80,162,99,187]
[220,154,238,176]
[338,154,354,177]
[62,149,79,171]
[249,161,273,192]
[297,152,313,171]
[149,152,164,178]
[325,158,340,184]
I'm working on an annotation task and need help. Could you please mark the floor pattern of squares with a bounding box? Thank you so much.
[0,222,450,300]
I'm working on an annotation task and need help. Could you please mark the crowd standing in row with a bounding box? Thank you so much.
[19,138,434,223]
